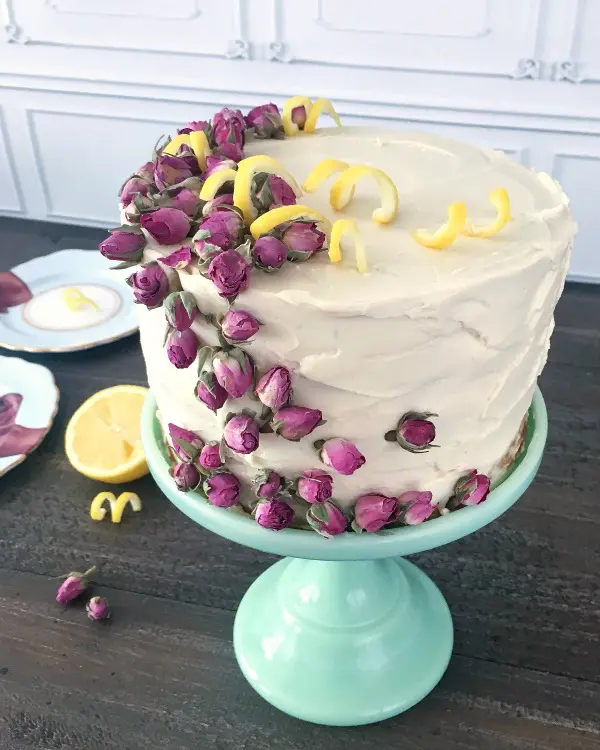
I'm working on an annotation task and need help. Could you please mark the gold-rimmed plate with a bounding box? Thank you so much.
[0,355,59,477]
[0,249,138,353]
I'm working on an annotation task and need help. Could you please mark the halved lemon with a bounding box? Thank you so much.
[65,385,149,483]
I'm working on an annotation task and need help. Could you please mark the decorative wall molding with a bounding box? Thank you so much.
[1,0,28,43]
[269,0,544,80]
[314,0,492,39]
[0,107,25,214]
[512,58,541,80]
[553,61,582,84]
[4,0,248,59]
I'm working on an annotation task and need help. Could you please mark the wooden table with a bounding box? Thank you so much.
[0,217,598,749]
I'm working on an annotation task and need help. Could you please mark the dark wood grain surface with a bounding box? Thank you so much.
[0,217,598,749]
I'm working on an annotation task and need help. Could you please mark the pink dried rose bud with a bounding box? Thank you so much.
[86,596,110,622]
[268,176,297,208]
[141,207,191,246]
[386,411,437,453]
[297,469,333,504]
[212,350,254,398]
[202,155,237,181]
[56,567,96,605]
[221,309,260,342]
[282,222,326,259]
[195,376,228,412]
[99,229,145,263]
[0,272,33,312]
[153,154,193,190]
[199,442,223,471]
[450,470,491,508]
[168,423,203,463]
[195,211,245,252]
[223,414,260,455]
[178,120,210,135]
[203,194,235,216]
[254,499,294,530]
[271,406,323,441]
[244,103,284,139]
[126,263,169,309]
[212,107,246,149]
[158,246,194,270]
[203,472,241,508]
[170,187,201,217]
[253,236,287,271]
[398,490,436,525]
[255,366,292,411]
[291,105,308,129]
[253,470,282,499]
[353,494,400,533]
[215,141,244,163]
[207,248,251,299]
[174,144,203,177]
[136,161,156,182]
[173,461,201,492]
[307,501,348,538]
[164,291,198,331]
[318,438,365,476]
[166,327,198,369]
[120,175,153,207]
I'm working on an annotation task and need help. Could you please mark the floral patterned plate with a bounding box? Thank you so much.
[0,355,59,477]
[0,249,137,352]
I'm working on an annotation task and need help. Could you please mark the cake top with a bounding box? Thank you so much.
[239,127,571,315]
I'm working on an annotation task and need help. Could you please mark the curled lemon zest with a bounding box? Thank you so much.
[90,491,142,523]
[163,131,211,171]
[330,165,399,224]
[302,159,351,193]
[63,287,100,312]
[412,202,467,250]
[199,168,238,200]
[303,98,342,134]
[234,155,302,224]
[329,219,368,274]
[464,187,511,238]
[250,205,331,240]
[282,96,314,136]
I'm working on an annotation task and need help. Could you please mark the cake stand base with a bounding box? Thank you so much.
[233,556,453,726]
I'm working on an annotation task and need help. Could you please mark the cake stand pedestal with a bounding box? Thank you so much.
[141,389,547,727]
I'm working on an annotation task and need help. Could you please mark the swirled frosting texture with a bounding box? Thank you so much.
[137,127,575,507]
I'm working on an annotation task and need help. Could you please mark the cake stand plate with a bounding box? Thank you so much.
[142,389,547,726]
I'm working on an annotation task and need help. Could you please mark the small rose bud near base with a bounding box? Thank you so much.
[447,470,491,509]
[86,596,111,621]
[353,494,400,533]
[307,501,347,538]
[297,469,333,504]
[56,567,96,605]
[254,499,294,530]
[398,490,437,525]
[253,469,282,499]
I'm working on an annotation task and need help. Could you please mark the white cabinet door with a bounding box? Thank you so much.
[4,0,247,58]
[270,0,543,77]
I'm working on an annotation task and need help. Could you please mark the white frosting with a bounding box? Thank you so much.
[136,127,575,508]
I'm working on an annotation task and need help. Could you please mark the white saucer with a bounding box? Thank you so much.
[0,249,138,352]
[0,355,59,477]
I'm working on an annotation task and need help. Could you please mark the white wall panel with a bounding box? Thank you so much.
[0,109,23,215]
[271,0,542,76]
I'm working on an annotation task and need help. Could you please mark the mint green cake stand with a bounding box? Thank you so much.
[141,389,547,727]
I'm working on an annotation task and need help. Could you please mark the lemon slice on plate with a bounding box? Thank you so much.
[303,98,342,134]
[282,96,314,136]
[250,205,331,239]
[234,155,302,224]
[464,187,510,238]
[65,385,149,483]
[412,202,467,250]
[303,159,351,193]
[330,165,399,224]
[199,168,238,200]
[329,219,368,273]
